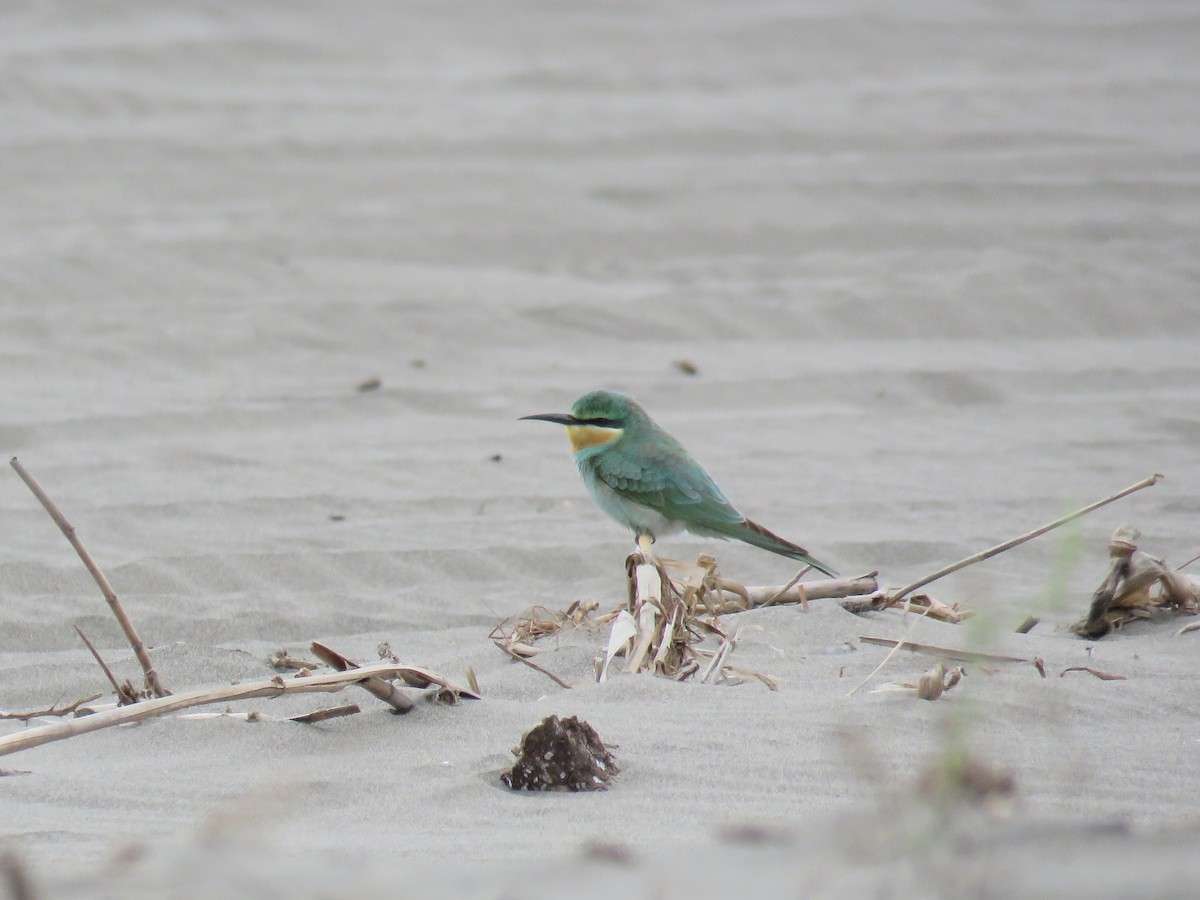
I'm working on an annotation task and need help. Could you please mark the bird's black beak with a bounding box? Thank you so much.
[519,412,581,426]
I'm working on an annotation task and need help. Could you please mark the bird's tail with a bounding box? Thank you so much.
[735,518,839,578]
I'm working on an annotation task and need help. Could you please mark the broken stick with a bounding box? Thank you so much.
[0,693,102,722]
[310,642,416,714]
[494,640,572,690]
[74,625,139,705]
[858,636,1031,664]
[885,473,1163,607]
[716,573,879,613]
[10,457,169,698]
[0,661,466,757]
[847,474,1161,698]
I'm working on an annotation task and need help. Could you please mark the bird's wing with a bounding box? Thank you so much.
[589,439,744,530]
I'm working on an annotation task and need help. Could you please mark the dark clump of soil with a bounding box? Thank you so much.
[501,715,618,792]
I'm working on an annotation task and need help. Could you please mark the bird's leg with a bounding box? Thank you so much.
[634,533,671,585]
[626,533,661,610]
[635,532,657,562]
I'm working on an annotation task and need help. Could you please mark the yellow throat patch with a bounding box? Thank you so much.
[566,424,623,452]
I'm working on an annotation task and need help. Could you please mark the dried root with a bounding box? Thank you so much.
[0,693,102,722]
[1060,666,1126,681]
[490,601,607,658]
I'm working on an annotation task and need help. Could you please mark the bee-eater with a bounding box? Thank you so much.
[521,390,838,577]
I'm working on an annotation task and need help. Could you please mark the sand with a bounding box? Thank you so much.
[2,1,1199,897]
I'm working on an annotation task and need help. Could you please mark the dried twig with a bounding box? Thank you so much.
[885,473,1163,607]
[840,596,884,615]
[1060,666,1127,681]
[834,592,967,623]
[759,566,812,609]
[310,642,416,714]
[290,704,361,724]
[847,475,1161,697]
[1015,617,1039,634]
[74,625,139,705]
[1177,553,1200,571]
[175,710,261,722]
[490,602,605,656]
[846,603,936,697]
[705,573,879,614]
[720,665,779,691]
[0,692,102,722]
[0,661,474,758]
[698,631,737,684]
[494,640,572,689]
[588,551,857,685]
[11,457,169,698]
[857,636,1032,665]
[387,661,481,702]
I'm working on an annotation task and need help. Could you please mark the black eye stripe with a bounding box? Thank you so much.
[582,417,622,428]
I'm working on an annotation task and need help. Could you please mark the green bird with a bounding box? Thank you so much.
[521,389,838,578]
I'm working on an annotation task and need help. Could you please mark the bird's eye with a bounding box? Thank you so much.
[585,417,621,428]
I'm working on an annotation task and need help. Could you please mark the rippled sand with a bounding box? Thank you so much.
[2,2,1198,896]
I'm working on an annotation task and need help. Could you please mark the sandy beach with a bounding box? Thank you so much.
[2,1,1199,897]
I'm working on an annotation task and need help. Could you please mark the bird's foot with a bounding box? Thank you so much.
[634,533,657,563]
